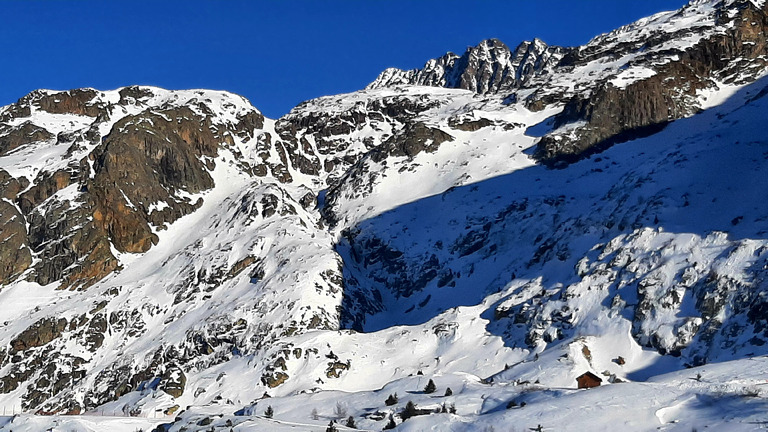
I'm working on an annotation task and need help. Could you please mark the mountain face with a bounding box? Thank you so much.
[370,0,768,165]
[367,38,567,94]
[2,0,768,431]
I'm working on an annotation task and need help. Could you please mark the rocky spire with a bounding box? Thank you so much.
[367,38,567,93]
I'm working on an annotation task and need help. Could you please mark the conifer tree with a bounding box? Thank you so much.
[383,414,397,430]
[424,378,437,394]
[401,400,418,420]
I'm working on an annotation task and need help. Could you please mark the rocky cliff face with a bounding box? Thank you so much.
[535,0,768,164]
[1,0,768,429]
[370,0,768,166]
[0,86,346,413]
[367,38,567,94]
[0,88,267,290]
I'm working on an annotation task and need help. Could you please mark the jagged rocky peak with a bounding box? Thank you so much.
[508,38,563,83]
[367,37,566,93]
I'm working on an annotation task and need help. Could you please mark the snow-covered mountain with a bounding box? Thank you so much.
[366,38,567,94]
[2,0,768,431]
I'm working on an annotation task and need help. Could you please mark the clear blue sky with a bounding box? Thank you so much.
[1,1,688,118]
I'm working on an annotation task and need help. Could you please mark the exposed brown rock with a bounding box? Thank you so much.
[448,116,494,132]
[87,107,221,253]
[228,256,257,278]
[35,89,104,117]
[0,169,28,200]
[10,317,68,353]
[261,371,289,388]
[18,169,73,214]
[159,365,186,398]
[234,111,265,139]
[299,191,316,209]
[118,86,154,104]
[164,405,180,415]
[0,122,55,156]
[0,171,31,285]
[22,170,118,289]
[0,102,31,123]
[536,1,768,164]
[325,361,349,378]
[0,200,32,285]
[371,122,454,163]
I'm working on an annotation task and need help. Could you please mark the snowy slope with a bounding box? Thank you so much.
[1,0,768,431]
[147,54,768,432]
[0,86,348,415]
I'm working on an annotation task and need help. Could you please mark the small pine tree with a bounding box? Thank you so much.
[440,403,448,413]
[424,379,437,394]
[345,416,357,429]
[401,400,417,420]
[385,393,398,406]
[264,405,274,418]
[444,387,453,396]
[449,403,456,414]
[326,420,338,432]
[383,414,397,430]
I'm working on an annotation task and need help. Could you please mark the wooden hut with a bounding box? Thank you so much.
[576,371,603,389]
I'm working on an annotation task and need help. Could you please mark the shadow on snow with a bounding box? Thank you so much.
[336,76,768,377]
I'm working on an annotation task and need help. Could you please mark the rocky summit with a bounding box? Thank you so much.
[2,0,768,431]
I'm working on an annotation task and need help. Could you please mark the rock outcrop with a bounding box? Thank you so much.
[368,38,567,94]
[535,0,768,163]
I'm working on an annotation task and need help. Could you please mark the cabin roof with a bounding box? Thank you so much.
[577,371,603,382]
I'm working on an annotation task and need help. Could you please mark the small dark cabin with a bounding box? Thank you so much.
[576,371,603,389]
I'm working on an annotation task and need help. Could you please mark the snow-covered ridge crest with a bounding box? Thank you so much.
[367,37,566,94]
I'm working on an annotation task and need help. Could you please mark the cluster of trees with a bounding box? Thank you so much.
[266,378,454,430]
[385,379,452,404]
[324,417,357,432]
[424,379,452,396]
[381,378,456,428]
